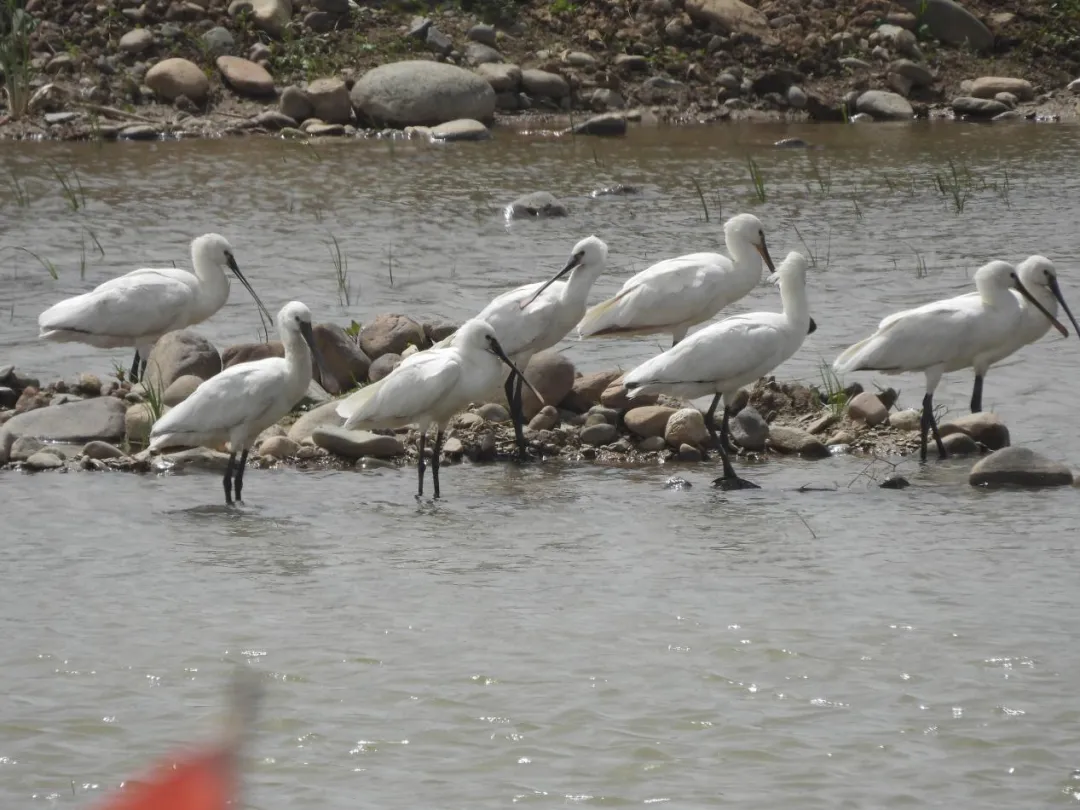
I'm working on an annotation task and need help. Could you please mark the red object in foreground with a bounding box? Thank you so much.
[94,747,235,810]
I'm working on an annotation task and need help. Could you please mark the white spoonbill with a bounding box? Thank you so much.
[149,301,324,505]
[621,250,814,491]
[336,318,541,499]
[576,213,776,348]
[965,255,1079,413]
[38,233,272,382]
[459,235,608,461]
[833,260,1068,462]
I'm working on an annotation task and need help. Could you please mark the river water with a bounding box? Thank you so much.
[3,122,1080,808]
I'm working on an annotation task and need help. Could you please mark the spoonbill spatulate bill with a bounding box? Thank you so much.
[576,213,775,348]
[833,260,1068,462]
[149,301,324,505]
[469,235,608,461]
[965,255,1079,413]
[622,251,814,491]
[37,233,272,382]
[335,318,542,499]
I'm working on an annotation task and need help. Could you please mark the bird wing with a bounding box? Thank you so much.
[338,350,462,428]
[39,268,197,339]
[476,281,564,357]
[624,314,787,388]
[578,254,732,337]
[149,360,285,444]
[835,298,984,373]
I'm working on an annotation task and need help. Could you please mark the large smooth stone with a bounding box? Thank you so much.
[349,60,496,127]
[969,446,1073,488]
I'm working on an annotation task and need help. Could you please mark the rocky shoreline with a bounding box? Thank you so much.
[3,0,1080,142]
[4,313,1075,489]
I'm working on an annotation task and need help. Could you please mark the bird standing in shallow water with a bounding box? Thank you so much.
[962,255,1079,413]
[453,235,608,462]
[621,251,814,491]
[833,260,1068,462]
[336,318,541,500]
[149,301,323,505]
[577,213,775,348]
[38,233,272,382]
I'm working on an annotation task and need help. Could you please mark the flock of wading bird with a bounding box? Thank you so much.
[34,214,1079,503]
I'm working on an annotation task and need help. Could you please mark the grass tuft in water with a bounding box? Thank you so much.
[47,162,87,211]
[747,156,767,203]
[327,234,353,306]
[792,223,831,270]
[690,177,710,222]
[14,246,58,279]
[4,167,30,207]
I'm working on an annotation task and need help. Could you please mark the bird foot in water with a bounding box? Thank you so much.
[711,476,761,491]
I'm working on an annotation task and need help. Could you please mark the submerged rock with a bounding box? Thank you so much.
[939,412,1009,450]
[767,425,829,458]
[505,191,568,219]
[312,426,405,459]
[731,406,768,451]
[969,446,1073,488]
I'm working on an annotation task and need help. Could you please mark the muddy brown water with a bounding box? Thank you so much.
[4,121,1080,808]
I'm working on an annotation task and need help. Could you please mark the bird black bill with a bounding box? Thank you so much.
[489,340,544,404]
[519,253,582,310]
[227,255,274,340]
[1048,277,1080,339]
[1015,278,1069,336]
[299,320,328,380]
[755,239,776,273]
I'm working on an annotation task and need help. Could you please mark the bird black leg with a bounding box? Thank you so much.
[719,405,736,455]
[130,350,141,383]
[702,393,722,461]
[511,372,528,463]
[711,423,760,491]
[223,452,235,505]
[416,431,427,499]
[970,375,984,414]
[233,449,249,503]
[920,393,948,462]
[431,429,444,500]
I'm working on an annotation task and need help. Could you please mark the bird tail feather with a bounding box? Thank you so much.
[577,295,624,338]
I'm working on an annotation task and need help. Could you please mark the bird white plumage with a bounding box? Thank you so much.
[150,301,320,504]
[833,260,1068,461]
[336,318,538,498]
[577,213,774,346]
[623,250,813,489]
[444,235,608,459]
[964,256,1080,412]
[38,233,271,381]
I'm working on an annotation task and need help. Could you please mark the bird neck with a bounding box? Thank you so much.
[726,235,765,283]
[282,327,313,386]
[977,280,1017,309]
[190,244,230,319]
[779,276,810,330]
[563,263,602,304]
[1020,284,1056,317]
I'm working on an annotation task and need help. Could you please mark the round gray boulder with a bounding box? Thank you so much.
[350,60,496,127]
